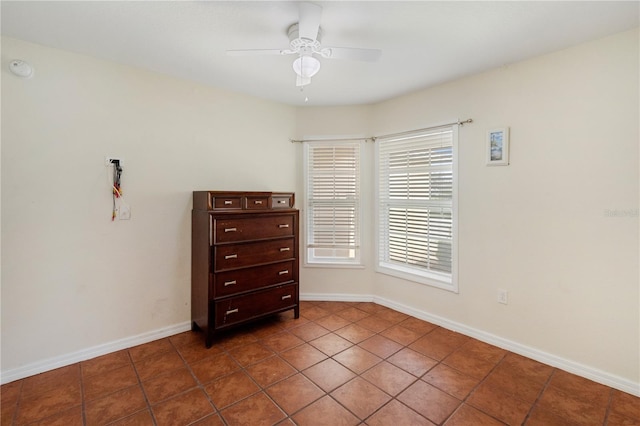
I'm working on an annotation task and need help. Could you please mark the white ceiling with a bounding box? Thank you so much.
[2,1,638,106]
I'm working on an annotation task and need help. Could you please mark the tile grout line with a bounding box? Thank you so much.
[213,324,308,423]
[520,364,558,425]
[313,308,425,423]
[129,312,364,424]
[360,322,447,425]
[78,363,88,426]
[388,326,519,424]
[360,374,424,424]
[248,323,325,424]
[445,348,509,425]
[347,332,425,424]
[233,350,289,424]
[262,345,319,424]
[126,345,159,426]
[212,311,355,423]
[188,340,241,424]
[601,387,616,425]
[301,309,432,424]
[169,336,222,426]
[9,376,24,426]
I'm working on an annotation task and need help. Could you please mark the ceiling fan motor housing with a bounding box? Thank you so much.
[288,23,322,53]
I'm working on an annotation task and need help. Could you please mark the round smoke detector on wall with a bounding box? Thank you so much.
[9,60,34,78]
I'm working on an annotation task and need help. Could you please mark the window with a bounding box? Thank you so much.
[304,141,361,265]
[376,126,458,291]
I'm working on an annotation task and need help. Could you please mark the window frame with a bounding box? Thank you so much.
[303,140,363,267]
[375,125,459,292]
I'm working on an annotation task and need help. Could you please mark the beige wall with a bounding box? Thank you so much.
[374,28,639,384]
[1,37,297,372]
[298,29,639,386]
[294,106,376,297]
[2,28,638,390]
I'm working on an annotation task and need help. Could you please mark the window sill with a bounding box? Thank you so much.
[304,262,365,269]
[375,264,458,293]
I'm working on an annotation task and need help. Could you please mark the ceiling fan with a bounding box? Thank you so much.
[226,2,382,87]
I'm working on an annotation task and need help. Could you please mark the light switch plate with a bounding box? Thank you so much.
[118,204,131,220]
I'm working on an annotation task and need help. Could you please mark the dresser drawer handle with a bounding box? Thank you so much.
[224,227,237,233]
[224,200,233,205]
[224,254,238,259]
[280,247,290,252]
[278,200,287,204]
[224,280,237,286]
[281,295,292,300]
[254,200,263,205]
[278,270,289,275]
[226,308,239,315]
[278,224,289,228]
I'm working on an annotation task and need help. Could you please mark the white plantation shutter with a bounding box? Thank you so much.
[377,126,457,289]
[305,142,361,264]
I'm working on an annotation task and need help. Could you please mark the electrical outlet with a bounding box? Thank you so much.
[118,204,131,220]
[498,289,508,305]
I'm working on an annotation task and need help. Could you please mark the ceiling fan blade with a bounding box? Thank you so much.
[321,47,382,62]
[298,2,322,41]
[226,49,292,56]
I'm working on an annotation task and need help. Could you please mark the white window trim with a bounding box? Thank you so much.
[374,125,459,293]
[303,140,364,268]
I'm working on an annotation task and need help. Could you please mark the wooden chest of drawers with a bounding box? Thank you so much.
[191,191,299,347]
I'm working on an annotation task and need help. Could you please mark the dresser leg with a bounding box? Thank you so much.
[205,334,213,349]
[294,305,300,319]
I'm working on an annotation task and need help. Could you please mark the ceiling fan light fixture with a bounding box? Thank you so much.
[293,55,321,79]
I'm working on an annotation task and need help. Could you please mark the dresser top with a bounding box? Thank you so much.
[193,191,295,211]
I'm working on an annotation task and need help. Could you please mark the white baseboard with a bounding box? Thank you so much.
[4,295,639,397]
[301,293,374,303]
[302,292,640,397]
[0,321,192,385]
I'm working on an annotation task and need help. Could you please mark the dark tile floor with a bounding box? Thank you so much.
[1,301,639,425]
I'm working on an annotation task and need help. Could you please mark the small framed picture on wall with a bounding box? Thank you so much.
[486,127,510,166]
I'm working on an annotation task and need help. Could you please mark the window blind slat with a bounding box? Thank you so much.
[378,127,455,282]
[306,142,361,263]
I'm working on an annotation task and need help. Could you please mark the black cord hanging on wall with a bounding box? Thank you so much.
[111,159,122,221]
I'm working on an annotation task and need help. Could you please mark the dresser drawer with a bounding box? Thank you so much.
[212,195,242,210]
[214,215,294,243]
[213,261,294,297]
[272,193,294,209]
[245,196,270,210]
[214,238,295,271]
[214,284,298,328]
